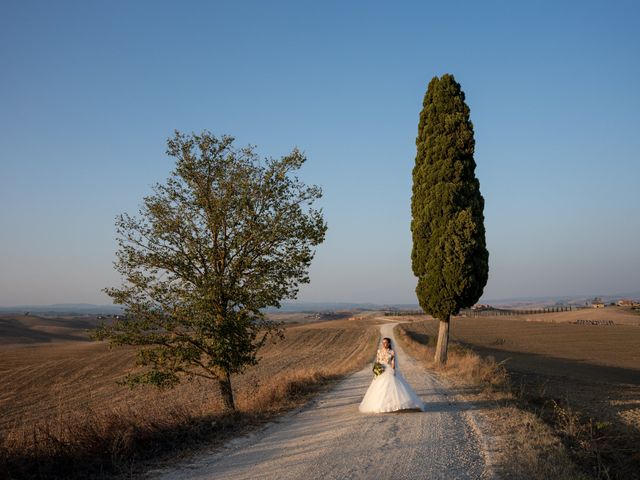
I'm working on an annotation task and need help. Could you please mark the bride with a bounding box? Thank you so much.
[359,337,425,413]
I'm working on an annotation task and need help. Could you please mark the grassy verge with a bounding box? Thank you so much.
[1,321,379,479]
[395,321,593,480]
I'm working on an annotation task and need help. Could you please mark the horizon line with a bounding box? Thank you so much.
[2,289,640,311]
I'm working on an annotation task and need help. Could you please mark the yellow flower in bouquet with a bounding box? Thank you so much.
[372,361,385,376]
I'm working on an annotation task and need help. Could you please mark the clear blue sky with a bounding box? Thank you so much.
[1,0,639,306]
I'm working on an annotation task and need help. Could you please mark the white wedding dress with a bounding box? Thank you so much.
[359,345,425,413]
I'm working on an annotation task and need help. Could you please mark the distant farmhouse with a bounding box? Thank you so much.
[617,299,640,308]
[471,304,493,311]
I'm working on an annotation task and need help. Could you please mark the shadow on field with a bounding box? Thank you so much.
[462,343,640,387]
[0,315,102,344]
[461,343,640,480]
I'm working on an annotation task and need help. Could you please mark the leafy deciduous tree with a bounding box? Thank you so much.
[92,131,327,410]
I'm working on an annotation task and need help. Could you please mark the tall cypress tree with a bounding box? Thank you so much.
[411,74,489,364]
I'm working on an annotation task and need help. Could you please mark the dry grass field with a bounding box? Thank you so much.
[0,313,379,479]
[266,310,354,325]
[395,309,640,480]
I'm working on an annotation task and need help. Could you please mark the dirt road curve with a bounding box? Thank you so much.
[149,323,494,480]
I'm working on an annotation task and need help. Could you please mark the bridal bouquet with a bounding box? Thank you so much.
[372,361,385,376]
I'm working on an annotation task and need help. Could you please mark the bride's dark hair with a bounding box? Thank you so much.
[383,337,392,349]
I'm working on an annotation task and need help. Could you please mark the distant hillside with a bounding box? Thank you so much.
[2,302,402,315]
[0,314,108,345]
[267,302,421,312]
[483,291,640,308]
[0,304,123,315]
[2,291,639,316]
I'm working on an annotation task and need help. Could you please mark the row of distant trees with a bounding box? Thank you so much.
[466,306,574,316]
[383,310,424,317]
[384,306,576,317]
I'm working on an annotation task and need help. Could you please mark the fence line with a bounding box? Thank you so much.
[464,306,576,317]
[383,306,583,317]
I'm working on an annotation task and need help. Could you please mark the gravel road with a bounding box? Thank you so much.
[149,323,494,480]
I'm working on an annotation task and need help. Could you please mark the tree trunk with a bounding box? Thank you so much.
[219,371,235,411]
[434,316,450,365]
